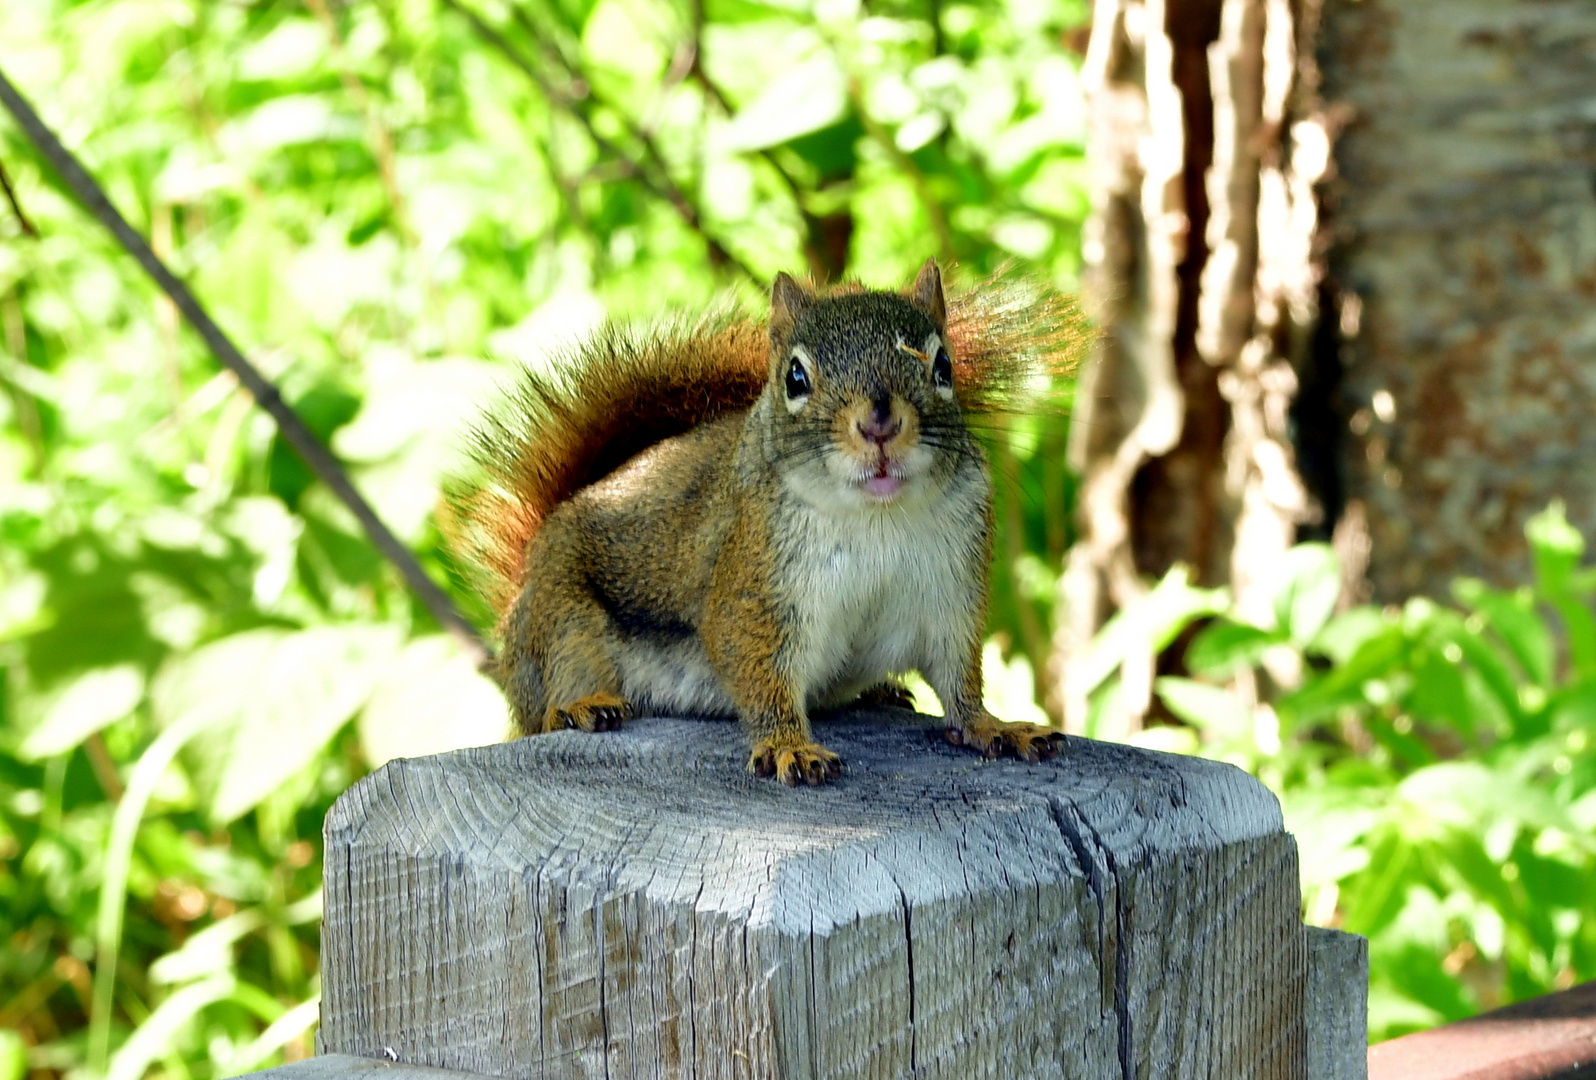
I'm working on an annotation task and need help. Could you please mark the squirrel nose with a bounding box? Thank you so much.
[857,401,902,447]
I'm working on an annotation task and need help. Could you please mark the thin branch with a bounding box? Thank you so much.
[507,5,682,191]
[672,2,848,279]
[0,156,38,236]
[845,74,956,262]
[304,0,417,246]
[442,0,760,283]
[0,64,491,668]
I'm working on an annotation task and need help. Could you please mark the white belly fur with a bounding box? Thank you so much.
[782,500,977,709]
[616,639,734,717]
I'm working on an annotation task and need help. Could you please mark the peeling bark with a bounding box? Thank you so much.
[1058,0,1596,728]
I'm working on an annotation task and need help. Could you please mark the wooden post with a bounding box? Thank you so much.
[317,712,1366,1078]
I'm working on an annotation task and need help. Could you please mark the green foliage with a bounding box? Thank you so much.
[0,0,1088,1076]
[1089,503,1596,1040]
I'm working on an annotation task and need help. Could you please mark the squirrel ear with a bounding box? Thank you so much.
[770,272,814,348]
[905,258,947,334]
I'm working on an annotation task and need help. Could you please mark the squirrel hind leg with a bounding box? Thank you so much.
[849,679,918,712]
[945,710,1066,763]
[542,691,633,734]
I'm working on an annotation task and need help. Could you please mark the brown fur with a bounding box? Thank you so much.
[445,268,1087,618]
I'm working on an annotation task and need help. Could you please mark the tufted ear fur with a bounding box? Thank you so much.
[904,258,947,336]
[769,272,816,352]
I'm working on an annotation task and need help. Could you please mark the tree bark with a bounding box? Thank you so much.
[1319,0,1596,600]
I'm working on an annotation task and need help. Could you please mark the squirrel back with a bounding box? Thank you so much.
[446,267,1086,617]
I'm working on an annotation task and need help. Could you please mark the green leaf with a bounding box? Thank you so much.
[718,53,849,152]
[1184,620,1281,680]
[18,664,146,760]
[152,626,402,822]
[1338,827,1415,937]
[781,115,864,183]
[1310,606,1390,665]
[1084,677,1122,741]
[1452,579,1554,689]
[1547,595,1596,677]
[1154,677,1252,739]
[357,636,508,767]
[148,910,269,985]
[1437,617,1528,729]
[1276,625,1407,726]
[1549,674,1596,730]
[1403,648,1473,734]
[0,1030,25,1080]
[1526,500,1584,594]
[1072,565,1229,696]
[1266,543,1342,645]
[107,975,240,1080]
[267,382,362,511]
[1398,763,1571,835]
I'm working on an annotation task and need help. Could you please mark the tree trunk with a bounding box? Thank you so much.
[1319,0,1596,601]
[1056,0,1331,732]
[1057,0,1596,730]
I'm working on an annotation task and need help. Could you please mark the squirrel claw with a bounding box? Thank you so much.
[748,741,843,787]
[948,717,1066,763]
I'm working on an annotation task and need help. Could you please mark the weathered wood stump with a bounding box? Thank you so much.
[317,712,1365,1079]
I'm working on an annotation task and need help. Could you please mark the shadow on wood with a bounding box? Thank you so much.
[316,711,1366,1079]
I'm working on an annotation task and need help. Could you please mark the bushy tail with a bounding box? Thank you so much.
[445,268,1089,618]
[945,264,1091,417]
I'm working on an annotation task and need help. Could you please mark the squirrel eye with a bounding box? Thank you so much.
[931,346,953,390]
[785,355,811,400]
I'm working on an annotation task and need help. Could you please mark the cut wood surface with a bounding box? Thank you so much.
[318,710,1358,1079]
[237,1056,523,1080]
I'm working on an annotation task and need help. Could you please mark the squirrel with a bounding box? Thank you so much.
[447,260,1083,786]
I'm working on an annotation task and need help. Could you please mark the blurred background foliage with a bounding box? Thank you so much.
[0,0,1089,1076]
[0,1,1588,1079]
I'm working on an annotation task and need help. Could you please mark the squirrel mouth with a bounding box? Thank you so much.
[860,460,905,499]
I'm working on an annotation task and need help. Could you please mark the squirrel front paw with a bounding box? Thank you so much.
[540,692,632,734]
[748,739,844,787]
[946,714,1066,763]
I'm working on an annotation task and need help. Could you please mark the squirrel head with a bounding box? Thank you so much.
[763,259,980,510]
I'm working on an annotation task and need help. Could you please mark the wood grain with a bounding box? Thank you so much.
[318,711,1344,1079]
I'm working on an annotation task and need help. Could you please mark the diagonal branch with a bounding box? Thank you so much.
[0,64,491,669]
[441,0,759,284]
[0,156,37,237]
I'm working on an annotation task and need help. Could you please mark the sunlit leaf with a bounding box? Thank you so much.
[1154,676,1252,740]
[0,1030,24,1080]
[1269,543,1341,646]
[153,626,402,822]
[18,664,146,760]
[148,910,269,985]
[718,53,848,152]
[1184,620,1281,679]
[1452,578,1554,689]
[1309,606,1389,665]
[1526,500,1584,594]
[1072,565,1228,696]
[358,636,508,767]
